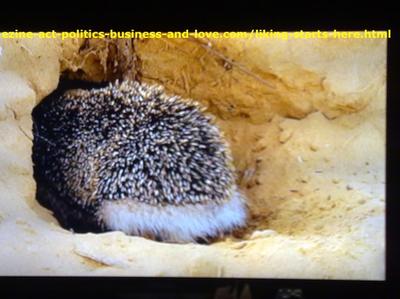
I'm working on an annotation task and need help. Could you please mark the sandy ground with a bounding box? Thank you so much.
[0,36,385,279]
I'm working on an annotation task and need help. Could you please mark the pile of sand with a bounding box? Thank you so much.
[0,36,385,279]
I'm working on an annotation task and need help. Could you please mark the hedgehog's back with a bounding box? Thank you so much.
[32,80,247,241]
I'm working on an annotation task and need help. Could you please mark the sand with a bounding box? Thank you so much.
[0,36,385,279]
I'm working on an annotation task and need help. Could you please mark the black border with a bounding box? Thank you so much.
[0,8,397,299]
[0,277,388,298]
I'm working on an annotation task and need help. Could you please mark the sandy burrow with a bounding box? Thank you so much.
[0,37,385,279]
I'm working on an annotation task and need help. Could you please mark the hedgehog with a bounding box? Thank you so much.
[32,79,248,243]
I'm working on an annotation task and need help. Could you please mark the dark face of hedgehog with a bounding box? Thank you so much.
[32,80,247,243]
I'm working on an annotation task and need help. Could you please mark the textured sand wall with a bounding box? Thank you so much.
[0,37,385,279]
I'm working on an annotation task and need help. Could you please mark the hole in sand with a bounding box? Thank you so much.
[30,78,272,243]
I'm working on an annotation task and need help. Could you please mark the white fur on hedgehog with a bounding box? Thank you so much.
[99,188,247,243]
